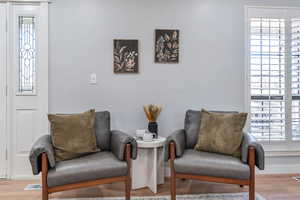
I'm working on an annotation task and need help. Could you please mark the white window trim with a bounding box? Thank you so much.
[0,0,50,2]
[245,6,300,153]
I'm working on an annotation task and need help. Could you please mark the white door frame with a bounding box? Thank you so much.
[0,2,8,179]
[0,0,49,179]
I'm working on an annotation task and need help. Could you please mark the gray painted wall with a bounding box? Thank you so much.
[49,0,300,137]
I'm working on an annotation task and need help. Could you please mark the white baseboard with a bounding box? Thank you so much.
[260,155,300,174]
[164,163,170,177]
[10,174,40,180]
[259,164,300,174]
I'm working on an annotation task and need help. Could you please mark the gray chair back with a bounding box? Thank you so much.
[184,110,238,149]
[184,110,201,149]
[95,111,111,150]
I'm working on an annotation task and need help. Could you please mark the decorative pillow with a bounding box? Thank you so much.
[194,109,247,157]
[48,109,99,162]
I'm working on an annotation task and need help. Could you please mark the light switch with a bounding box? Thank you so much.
[90,73,97,85]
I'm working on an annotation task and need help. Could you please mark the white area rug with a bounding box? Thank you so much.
[52,193,265,200]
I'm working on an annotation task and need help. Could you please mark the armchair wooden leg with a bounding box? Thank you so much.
[249,181,255,200]
[170,170,176,200]
[169,142,176,200]
[42,153,49,200]
[125,144,132,200]
[248,147,256,200]
[125,176,131,200]
[249,169,255,200]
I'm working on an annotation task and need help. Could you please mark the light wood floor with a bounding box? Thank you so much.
[0,174,299,200]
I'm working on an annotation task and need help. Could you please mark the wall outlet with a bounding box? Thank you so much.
[90,73,97,85]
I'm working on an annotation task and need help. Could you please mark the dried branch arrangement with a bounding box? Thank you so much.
[143,105,162,122]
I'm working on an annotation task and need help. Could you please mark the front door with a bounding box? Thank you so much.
[9,3,48,178]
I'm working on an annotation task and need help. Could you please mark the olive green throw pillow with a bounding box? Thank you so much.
[48,109,99,162]
[195,109,247,157]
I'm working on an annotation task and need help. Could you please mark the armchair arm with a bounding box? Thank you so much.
[111,130,137,161]
[29,135,56,175]
[241,132,265,170]
[165,129,186,161]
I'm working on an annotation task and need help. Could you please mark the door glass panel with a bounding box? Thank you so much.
[18,16,36,94]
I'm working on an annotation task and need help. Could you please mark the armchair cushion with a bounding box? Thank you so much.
[195,110,247,157]
[47,151,127,187]
[184,110,238,149]
[165,129,186,161]
[241,132,265,170]
[111,130,137,161]
[29,135,56,175]
[95,111,111,150]
[48,109,99,162]
[174,149,250,180]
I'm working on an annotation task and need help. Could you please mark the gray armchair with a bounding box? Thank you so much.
[29,111,137,200]
[165,110,265,200]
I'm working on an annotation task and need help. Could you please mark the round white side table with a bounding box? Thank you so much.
[132,136,166,194]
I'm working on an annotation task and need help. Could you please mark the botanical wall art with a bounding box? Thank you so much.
[114,39,139,73]
[155,29,179,63]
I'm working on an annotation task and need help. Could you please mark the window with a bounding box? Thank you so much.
[18,16,36,94]
[247,8,300,142]
[292,19,300,140]
[249,18,286,141]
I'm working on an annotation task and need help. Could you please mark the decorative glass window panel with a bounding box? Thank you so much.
[18,16,36,94]
[249,18,286,141]
[291,19,300,140]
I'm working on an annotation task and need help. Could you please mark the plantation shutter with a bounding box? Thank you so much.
[291,19,300,140]
[249,18,286,141]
